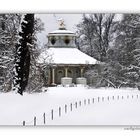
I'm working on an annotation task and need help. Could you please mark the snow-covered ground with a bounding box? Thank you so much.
[0,86,140,126]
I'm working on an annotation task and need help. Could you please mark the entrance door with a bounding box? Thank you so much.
[68,69,73,78]
[57,69,64,84]
[67,69,73,83]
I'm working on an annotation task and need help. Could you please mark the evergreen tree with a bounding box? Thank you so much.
[14,14,34,95]
[26,17,45,93]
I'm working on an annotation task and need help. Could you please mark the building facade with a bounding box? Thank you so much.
[39,22,97,86]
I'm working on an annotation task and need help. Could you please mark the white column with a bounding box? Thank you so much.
[52,68,55,85]
[65,67,68,77]
[80,67,84,77]
[48,69,51,85]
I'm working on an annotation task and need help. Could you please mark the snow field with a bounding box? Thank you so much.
[0,87,140,126]
[45,91,140,126]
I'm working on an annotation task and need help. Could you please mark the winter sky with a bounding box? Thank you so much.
[36,14,83,47]
[36,13,122,47]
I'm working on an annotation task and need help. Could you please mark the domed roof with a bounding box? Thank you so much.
[38,48,97,65]
[48,29,76,36]
[49,29,74,34]
[48,19,76,36]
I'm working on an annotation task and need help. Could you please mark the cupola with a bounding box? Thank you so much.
[47,19,76,48]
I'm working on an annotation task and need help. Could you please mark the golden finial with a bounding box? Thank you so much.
[58,18,66,29]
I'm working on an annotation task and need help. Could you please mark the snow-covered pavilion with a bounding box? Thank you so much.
[39,20,97,86]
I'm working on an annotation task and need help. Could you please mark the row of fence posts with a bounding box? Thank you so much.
[22,94,139,126]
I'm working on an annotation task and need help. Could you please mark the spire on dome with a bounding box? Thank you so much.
[58,18,66,30]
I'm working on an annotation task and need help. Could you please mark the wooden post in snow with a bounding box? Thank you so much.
[59,107,61,117]
[65,105,67,113]
[98,97,100,102]
[108,96,109,101]
[51,110,53,120]
[112,96,114,100]
[23,121,25,126]
[79,101,81,106]
[43,113,46,125]
[34,117,36,126]
[70,103,72,111]
[75,102,77,108]
[88,99,90,104]
[102,97,104,101]
[93,98,94,103]
[84,99,86,105]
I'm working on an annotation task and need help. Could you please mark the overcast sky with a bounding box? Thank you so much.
[36,14,83,46]
[36,14,122,47]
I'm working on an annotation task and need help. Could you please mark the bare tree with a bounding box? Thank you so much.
[76,13,116,62]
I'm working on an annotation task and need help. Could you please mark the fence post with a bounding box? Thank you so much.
[65,105,67,113]
[113,96,114,100]
[117,95,119,100]
[23,121,25,126]
[127,95,129,99]
[93,98,94,103]
[43,113,46,125]
[51,109,53,120]
[108,96,109,101]
[102,97,104,101]
[34,117,36,126]
[137,95,138,98]
[88,99,90,104]
[79,101,81,106]
[132,95,133,99]
[75,102,77,108]
[122,96,123,99]
[70,103,72,111]
[84,99,86,105]
[59,107,61,117]
[98,97,100,102]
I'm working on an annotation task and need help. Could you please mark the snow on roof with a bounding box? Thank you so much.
[38,48,97,65]
[49,29,75,35]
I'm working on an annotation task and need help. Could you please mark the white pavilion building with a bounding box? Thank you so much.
[39,21,97,86]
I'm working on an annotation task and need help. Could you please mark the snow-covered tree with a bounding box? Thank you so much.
[14,14,34,95]
[76,14,117,62]
[113,14,140,88]
[78,14,140,88]
[100,14,140,88]
[0,14,21,92]
[76,14,120,87]
[26,17,45,93]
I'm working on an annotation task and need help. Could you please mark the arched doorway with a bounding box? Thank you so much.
[67,69,74,83]
[68,69,73,78]
[56,69,65,84]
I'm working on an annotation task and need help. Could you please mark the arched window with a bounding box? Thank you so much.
[68,70,72,74]
[58,70,63,74]
[51,36,56,45]
[64,36,70,45]
[76,70,78,73]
